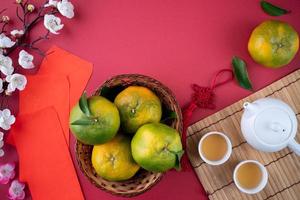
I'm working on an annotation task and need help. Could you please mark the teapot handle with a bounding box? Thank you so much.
[288,139,300,156]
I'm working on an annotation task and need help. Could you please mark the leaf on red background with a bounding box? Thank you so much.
[260,0,290,16]
[232,56,253,91]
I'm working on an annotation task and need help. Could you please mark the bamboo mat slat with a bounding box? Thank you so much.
[186,69,300,200]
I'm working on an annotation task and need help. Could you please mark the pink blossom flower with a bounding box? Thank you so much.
[0,163,15,184]
[8,180,25,200]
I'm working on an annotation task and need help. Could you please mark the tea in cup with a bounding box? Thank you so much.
[198,131,232,165]
[233,160,268,194]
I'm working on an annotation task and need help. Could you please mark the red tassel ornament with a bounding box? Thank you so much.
[181,69,234,170]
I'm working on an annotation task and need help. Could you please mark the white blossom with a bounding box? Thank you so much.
[18,50,34,69]
[0,34,15,48]
[8,180,25,200]
[0,55,14,76]
[10,30,24,37]
[43,14,64,34]
[0,163,15,183]
[6,73,27,93]
[44,0,58,8]
[0,109,15,131]
[57,0,74,19]
[1,16,10,23]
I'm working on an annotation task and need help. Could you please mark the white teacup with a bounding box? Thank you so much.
[233,160,268,194]
[198,131,232,165]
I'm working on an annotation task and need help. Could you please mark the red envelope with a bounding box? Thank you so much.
[39,46,93,108]
[7,46,93,146]
[6,46,92,199]
[10,107,84,200]
[20,75,69,145]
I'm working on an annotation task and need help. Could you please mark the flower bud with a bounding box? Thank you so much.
[5,90,12,96]
[27,4,35,12]
[1,16,10,23]
[16,0,22,4]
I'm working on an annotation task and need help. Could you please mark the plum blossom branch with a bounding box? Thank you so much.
[0,0,74,99]
[20,30,50,56]
[4,2,54,56]
[0,9,7,16]
[31,30,50,46]
[0,10,69,195]
[0,0,75,198]
[16,7,23,23]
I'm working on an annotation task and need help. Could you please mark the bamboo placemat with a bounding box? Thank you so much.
[186,69,300,200]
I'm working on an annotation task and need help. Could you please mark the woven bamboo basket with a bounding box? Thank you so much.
[75,74,183,197]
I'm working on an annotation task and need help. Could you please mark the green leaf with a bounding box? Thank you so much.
[167,111,177,119]
[100,86,125,102]
[260,1,290,16]
[71,118,95,126]
[161,110,177,123]
[79,92,91,117]
[232,56,253,91]
[173,150,184,171]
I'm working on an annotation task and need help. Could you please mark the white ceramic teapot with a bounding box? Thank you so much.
[241,97,300,155]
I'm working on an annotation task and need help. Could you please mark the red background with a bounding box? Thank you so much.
[1,0,300,199]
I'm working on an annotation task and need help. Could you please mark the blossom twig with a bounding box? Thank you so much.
[4,1,58,56]
[1,23,8,34]
[31,30,50,46]
[16,7,24,23]
[0,0,75,169]
[0,9,7,16]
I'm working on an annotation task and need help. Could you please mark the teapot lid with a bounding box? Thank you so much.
[254,107,294,145]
